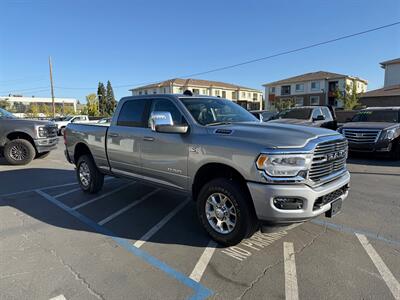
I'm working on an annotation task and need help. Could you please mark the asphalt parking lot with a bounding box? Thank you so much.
[1,140,399,300]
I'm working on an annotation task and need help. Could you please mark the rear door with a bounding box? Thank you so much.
[107,98,150,177]
[140,97,189,190]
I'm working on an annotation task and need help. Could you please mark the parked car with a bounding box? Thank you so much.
[250,110,276,122]
[97,117,112,124]
[338,107,400,159]
[268,106,337,130]
[53,115,97,135]
[64,95,350,245]
[0,108,58,165]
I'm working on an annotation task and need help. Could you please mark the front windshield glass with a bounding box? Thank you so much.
[0,108,17,119]
[64,116,74,121]
[180,97,258,126]
[352,110,399,123]
[277,108,312,120]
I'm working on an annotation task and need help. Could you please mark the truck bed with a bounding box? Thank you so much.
[66,123,110,170]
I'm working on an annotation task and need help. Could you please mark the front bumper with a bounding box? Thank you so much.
[348,140,392,152]
[247,171,350,224]
[34,137,58,153]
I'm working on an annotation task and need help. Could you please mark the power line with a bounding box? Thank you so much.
[4,21,400,92]
[0,86,50,94]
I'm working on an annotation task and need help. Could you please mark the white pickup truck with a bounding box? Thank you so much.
[53,115,97,135]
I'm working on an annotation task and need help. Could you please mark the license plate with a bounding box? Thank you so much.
[325,199,342,218]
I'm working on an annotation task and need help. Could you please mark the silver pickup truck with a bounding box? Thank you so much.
[0,108,58,165]
[65,95,350,245]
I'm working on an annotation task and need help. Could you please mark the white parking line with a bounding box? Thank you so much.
[49,295,67,300]
[283,242,299,300]
[54,187,82,198]
[98,189,160,225]
[356,233,400,300]
[189,240,218,282]
[72,182,134,210]
[133,197,190,248]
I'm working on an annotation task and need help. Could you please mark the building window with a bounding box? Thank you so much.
[270,87,275,94]
[310,96,320,105]
[232,91,237,100]
[252,93,258,101]
[202,89,207,95]
[247,92,251,98]
[222,91,226,98]
[311,81,320,91]
[215,90,220,96]
[294,97,304,107]
[193,89,200,95]
[281,85,291,95]
[163,88,167,93]
[241,91,246,98]
[144,90,148,95]
[295,84,304,92]
[153,89,157,94]
[138,91,142,95]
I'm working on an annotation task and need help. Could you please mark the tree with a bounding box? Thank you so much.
[334,81,361,111]
[274,98,295,112]
[105,80,117,116]
[97,82,107,116]
[27,103,40,118]
[0,99,10,110]
[86,93,100,116]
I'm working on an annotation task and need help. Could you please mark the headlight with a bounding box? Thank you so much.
[38,127,47,138]
[337,127,343,134]
[379,128,396,141]
[256,154,312,177]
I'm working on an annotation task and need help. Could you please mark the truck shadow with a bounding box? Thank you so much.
[0,168,213,249]
[347,155,400,167]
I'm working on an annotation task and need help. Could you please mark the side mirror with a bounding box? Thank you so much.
[149,111,188,134]
[313,115,325,121]
[149,111,174,131]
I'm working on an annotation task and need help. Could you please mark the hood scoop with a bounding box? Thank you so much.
[214,128,233,135]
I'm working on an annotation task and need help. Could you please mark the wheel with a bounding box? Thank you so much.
[196,178,257,246]
[391,140,400,160]
[36,151,50,159]
[76,154,104,193]
[4,139,36,165]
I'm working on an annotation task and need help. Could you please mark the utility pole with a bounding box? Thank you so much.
[49,56,55,118]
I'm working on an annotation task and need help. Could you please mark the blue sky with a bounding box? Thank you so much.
[0,0,399,103]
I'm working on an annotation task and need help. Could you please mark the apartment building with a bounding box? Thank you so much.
[360,58,400,107]
[130,78,263,110]
[263,71,367,109]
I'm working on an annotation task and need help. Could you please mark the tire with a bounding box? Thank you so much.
[391,140,400,160]
[196,178,258,246]
[4,139,36,165]
[36,151,50,159]
[76,154,104,193]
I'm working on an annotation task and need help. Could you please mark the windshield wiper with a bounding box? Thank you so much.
[205,121,233,126]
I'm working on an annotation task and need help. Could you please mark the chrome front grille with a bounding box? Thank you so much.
[309,139,348,182]
[45,126,58,137]
[343,129,381,143]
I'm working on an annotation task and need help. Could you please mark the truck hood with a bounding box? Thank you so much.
[267,118,312,126]
[209,122,339,149]
[6,118,54,127]
[342,122,398,130]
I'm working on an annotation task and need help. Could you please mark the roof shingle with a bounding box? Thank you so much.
[263,71,367,86]
[361,84,400,98]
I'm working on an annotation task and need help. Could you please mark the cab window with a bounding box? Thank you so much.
[117,99,148,127]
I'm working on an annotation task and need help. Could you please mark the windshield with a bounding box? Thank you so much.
[180,97,258,126]
[277,108,312,120]
[0,108,17,119]
[352,110,399,123]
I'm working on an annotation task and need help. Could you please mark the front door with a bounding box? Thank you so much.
[107,98,149,177]
[140,98,189,191]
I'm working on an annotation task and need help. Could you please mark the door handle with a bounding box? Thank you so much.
[143,136,155,142]
[109,133,119,137]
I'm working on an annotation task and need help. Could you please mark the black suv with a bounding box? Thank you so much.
[338,107,400,159]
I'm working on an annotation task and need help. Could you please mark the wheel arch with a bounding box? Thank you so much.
[73,142,93,164]
[6,131,36,148]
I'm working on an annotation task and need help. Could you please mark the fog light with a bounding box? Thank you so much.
[273,197,304,210]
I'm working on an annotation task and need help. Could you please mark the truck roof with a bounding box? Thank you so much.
[364,107,400,110]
